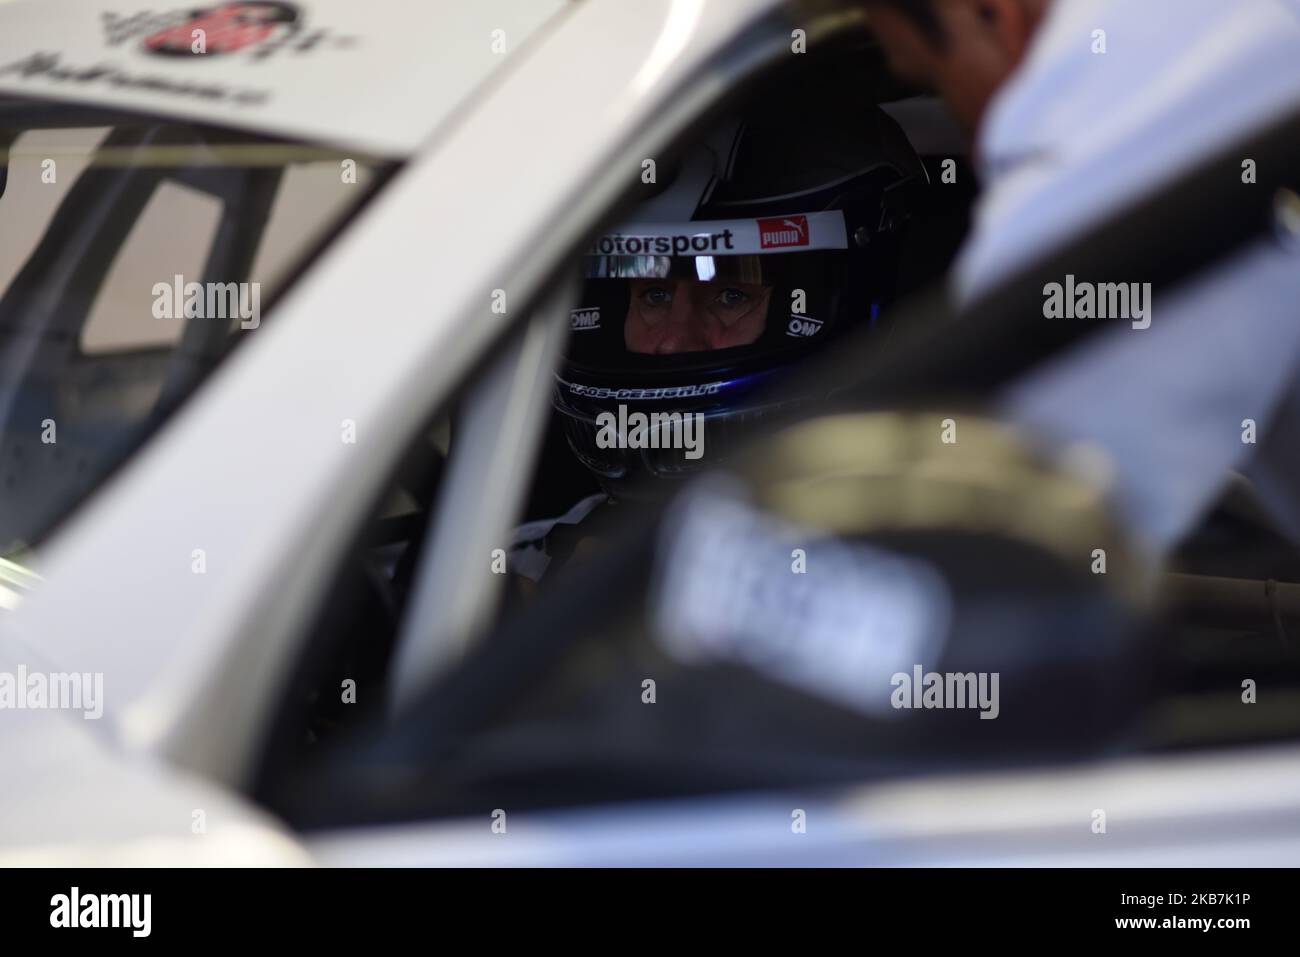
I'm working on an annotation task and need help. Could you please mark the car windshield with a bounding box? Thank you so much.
[0,98,398,557]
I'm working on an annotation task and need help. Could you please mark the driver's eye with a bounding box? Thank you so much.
[642,286,673,307]
[716,288,750,308]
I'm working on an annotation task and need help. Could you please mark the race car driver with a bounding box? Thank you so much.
[507,97,927,582]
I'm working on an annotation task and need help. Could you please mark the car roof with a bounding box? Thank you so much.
[0,0,572,156]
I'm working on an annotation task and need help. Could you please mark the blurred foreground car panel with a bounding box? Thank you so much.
[306,743,1300,867]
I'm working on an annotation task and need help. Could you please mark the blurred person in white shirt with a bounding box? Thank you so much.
[862,0,1300,559]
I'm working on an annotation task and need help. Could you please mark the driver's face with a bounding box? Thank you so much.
[624,278,771,355]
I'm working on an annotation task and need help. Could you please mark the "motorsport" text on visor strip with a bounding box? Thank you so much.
[588,210,848,258]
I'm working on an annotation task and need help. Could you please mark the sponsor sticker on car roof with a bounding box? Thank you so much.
[0,0,566,155]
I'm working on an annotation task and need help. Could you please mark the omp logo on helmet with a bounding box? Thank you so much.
[757,215,810,250]
[142,3,298,56]
[570,307,601,331]
[786,315,823,339]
